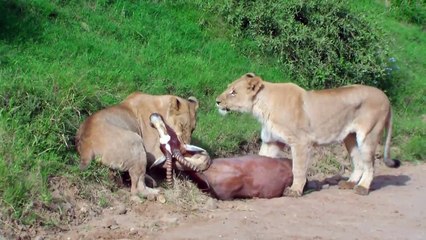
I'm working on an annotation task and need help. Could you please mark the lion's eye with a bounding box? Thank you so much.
[229,89,236,96]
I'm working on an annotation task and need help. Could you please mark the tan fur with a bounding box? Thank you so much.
[216,73,399,197]
[76,92,199,197]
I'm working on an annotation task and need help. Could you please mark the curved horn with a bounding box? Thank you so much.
[173,149,201,172]
[165,154,173,187]
[184,144,206,154]
[150,155,166,169]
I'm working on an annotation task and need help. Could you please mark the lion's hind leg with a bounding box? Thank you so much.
[128,158,160,202]
[339,133,362,190]
[128,162,158,202]
[129,164,160,198]
[127,140,160,198]
[353,130,381,195]
[104,131,159,199]
[353,148,374,195]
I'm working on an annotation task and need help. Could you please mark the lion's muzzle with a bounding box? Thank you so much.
[215,99,229,116]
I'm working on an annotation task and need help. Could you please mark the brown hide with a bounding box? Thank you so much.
[189,155,293,200]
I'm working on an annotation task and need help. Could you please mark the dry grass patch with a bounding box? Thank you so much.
[162,174,211,211]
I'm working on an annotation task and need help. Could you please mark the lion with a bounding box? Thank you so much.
[215,73,400,197]
[76,92,200,197]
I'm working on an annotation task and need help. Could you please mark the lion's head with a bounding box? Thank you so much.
[215,73,264,115]
[166,96,199,145]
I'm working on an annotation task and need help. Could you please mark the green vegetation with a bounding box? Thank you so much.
[349,0,426,162]
[0,0,424,225]
[201,0,390,89]
[388,0,426,26]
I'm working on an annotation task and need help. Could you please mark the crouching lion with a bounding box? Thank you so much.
[76,92,199,197]
[215,73,400,197]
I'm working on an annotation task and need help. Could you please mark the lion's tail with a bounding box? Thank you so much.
[383,108,400,168]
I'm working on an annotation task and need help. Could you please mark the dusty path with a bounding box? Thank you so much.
[59,163,426,240]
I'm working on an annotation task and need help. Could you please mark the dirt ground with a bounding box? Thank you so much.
[1,142,424,240]
[45,160,425,240]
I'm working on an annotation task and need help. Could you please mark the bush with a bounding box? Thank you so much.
[202,0,391,89]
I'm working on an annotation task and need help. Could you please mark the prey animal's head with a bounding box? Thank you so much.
[150,113,211,172]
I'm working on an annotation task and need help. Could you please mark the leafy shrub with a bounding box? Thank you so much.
[201,0,391,89]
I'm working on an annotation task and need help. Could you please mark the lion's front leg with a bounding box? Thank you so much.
[284,143,312,197]
[259,127,286,158]
[259,142,285,158]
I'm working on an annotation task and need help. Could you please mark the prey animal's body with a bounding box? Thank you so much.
[190,155,294,200]
[149,113,293,200]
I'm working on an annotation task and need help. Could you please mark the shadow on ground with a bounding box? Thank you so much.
[370,174,410,191]
[304,172,410,194]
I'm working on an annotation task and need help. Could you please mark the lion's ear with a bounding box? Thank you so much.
[169,97,182,114]
[188,96,199,111]
[247,76,263,94]
[246,72,256,78]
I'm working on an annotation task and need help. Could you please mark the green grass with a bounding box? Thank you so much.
[389,21,426,162]
[0,0,424,225]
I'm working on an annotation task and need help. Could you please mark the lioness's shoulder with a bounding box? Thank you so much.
[124,91,147,101]
[124,92,182,102]
[122,92,162,105]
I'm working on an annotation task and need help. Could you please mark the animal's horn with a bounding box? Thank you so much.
[165,154,173,187]
[150,156,166,169]
[173,149,201,172]
[184,144,207,154]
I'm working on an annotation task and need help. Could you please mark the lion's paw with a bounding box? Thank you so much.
[354,185,369,195]
[135,187,161,201]
[130,195,143,203]
[143,187,160,195]
[283,187,302,197]
[338,180,356,190]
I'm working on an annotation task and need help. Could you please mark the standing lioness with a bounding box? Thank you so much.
[76,92,199,197]
[216,73,400,197]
